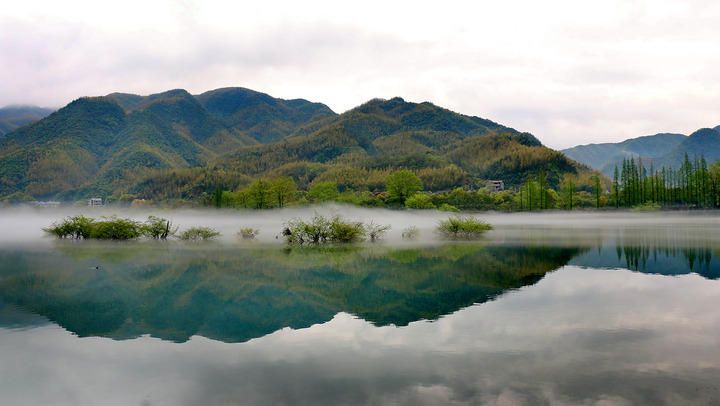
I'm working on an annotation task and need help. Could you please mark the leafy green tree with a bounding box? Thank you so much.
[405,193,435,209]
[386,170,423,204]
[307,181,339,202]
[247,179,273,209]
[271,177,297,208]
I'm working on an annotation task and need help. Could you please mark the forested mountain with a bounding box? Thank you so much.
[0,105,54,136]
[563,127,720,175]
[213,97,587,191]
[0,88,334,200]
[0,89,591,202]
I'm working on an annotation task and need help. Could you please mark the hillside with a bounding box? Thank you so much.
[562,133,686,176]
[195,87,336,143]
[0,89,593,202]
[214,97,588,190]
[0,88,334,200]
[0,106,54,136]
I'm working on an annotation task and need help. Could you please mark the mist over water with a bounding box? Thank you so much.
[1,205,719,247]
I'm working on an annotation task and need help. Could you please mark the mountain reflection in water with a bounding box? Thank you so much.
[0,243,582,342]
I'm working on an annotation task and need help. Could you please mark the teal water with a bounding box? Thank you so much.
[1,213,719,405]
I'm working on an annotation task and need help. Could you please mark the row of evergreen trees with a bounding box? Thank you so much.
[613,155,720,208]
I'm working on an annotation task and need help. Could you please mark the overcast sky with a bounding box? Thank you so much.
[1,0,719,148]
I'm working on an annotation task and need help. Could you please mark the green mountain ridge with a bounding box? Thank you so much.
[0,88,335,200]
[214,97,585,191]
[0,88,591,202]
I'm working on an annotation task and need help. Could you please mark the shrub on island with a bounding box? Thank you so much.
[178,227,221,241]
[45,215,177,240]
[283,214,385,245]
[437,216,492,239]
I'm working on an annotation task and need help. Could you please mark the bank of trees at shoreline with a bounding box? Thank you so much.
[204,155,720,212]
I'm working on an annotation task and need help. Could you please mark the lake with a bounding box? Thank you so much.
[0,207,719,405]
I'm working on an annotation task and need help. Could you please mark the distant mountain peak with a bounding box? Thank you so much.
[689,127,720,139]
[0,105,54,137]
[562,127,720,175]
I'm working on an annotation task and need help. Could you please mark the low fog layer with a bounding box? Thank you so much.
[0,204,719,247]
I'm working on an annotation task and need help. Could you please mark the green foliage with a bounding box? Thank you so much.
[44,215,95,239]
[283,214,366,244]
[270,176,297,207]
[437,216,492,239]
[246,178,273,209]
[179,226,221,241]
[438,203,460,212]
[405,193,435,209]
[386,170,423,204]
[144,216,177,239]
[45,215,176,240]
[335,190,382,206]
[307,181,339,202]
[329,218,366,243]
[89,217,145,240]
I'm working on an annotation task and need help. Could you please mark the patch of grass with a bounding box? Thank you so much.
[437,216,492,239]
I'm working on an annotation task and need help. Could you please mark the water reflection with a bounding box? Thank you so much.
[1,229,720,405]
[570,234,720,278]
[0,243,581,342]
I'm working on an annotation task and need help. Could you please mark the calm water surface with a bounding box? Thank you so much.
[0,209,719,405]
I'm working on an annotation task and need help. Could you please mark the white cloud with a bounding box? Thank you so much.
[1,0,719,148]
